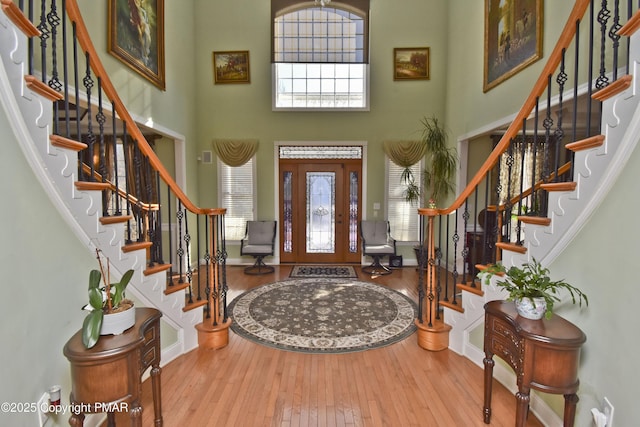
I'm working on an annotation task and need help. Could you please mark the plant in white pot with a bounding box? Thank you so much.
[82,249,135,348]
[482,258,588,320]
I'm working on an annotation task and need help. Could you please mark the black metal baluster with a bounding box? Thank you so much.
[555,50,568,181]
[37,0,49,83]
[122,125,133,244]
[204,216,211,319]
[166,183,174,287]
[184,211,193,304]
[196,214,202,301]
[96,78,108,217]
[219,214,229,323]
[450,208,459,306]
[176,201,185,282]
[597,0,611,89]
[610,0,622,81]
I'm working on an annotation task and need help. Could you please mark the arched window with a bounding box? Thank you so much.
[272,0,370,110]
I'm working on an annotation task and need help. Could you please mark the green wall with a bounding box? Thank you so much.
[0,99,94,426]
[192,0,450,215]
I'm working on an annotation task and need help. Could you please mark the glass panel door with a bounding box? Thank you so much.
[306,171,336,254]
[279,154,362,264]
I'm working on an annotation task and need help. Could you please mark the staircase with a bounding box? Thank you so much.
[0,0,227,361]
[434,5,640,362]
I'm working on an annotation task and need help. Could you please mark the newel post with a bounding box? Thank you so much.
[196,209,232,350]
[414,208,451,351]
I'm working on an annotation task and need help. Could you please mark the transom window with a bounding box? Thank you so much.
[272,2,370,110]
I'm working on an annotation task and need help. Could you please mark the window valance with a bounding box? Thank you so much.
[213,139,259,167]
[383,140,426,168]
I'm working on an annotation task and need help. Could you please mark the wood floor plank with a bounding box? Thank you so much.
[109,265,544,427]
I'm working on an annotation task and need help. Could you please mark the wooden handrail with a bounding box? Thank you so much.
[64,0,224,217]
[436,0,592,217]
[79,163,159,212]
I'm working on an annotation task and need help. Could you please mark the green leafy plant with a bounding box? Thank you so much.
[483,258,588,319]
[82,250,134,348]
[403,116,458,207]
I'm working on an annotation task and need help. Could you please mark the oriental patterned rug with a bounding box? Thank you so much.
[289,265,357,278]
[228,278,417,354]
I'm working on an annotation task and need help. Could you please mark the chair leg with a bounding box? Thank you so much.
[361,255,392,275]
[244,256,275,275]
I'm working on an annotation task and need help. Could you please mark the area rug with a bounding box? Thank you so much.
[289,265,358,278]
[228,278,417,354]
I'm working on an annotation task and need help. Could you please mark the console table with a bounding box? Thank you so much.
[63,307,162,426]
[483,300,586,426]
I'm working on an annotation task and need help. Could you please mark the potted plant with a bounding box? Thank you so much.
[82,249,135,348]
[482,258,588,320]
[403,115,458,208]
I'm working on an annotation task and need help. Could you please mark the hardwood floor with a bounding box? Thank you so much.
[123,265,544,426]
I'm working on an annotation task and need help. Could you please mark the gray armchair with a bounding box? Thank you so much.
[360,220,396,275]
[240,221,277,275]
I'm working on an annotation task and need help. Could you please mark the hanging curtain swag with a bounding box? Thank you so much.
[213,139,259,167]
[383,140,426,168]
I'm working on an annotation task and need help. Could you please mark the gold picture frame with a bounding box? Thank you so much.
[213,51,251,84]
[107,0,165,90]
[483,0,543,92]
[393,47,430,81]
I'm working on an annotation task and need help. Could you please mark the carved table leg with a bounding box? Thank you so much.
[151,365,163,426]
[69,411,84,427]
[483,355,495,424]
[130,403,143,427]
[563,393,579,426]
[515,388,531,427]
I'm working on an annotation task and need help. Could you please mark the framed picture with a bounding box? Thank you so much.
[107,0,165,90]
[393,47,430,81]
[213,51,251,84]
[483,0,543,92]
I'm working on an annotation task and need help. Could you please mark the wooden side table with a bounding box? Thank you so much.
[483,300,586,426]
[63,307,162,426]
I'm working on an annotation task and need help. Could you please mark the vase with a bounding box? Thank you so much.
[100,306,135,335]
[514,297,546,320]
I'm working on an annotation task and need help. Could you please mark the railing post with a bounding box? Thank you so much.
[195,209,230,350]
[415,208,451,352]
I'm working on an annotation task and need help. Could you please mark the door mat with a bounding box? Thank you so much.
[289,265,358,278]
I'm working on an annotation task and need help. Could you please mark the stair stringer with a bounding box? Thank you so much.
[445,28,640,358]
[0,10,202,358]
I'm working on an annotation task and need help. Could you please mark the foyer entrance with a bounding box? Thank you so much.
[278,145,363,264]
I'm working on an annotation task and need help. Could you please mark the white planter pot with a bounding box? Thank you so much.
[100,306,135,335]
[514,297,546,320]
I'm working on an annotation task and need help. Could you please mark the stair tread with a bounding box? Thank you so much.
[122,241,153,253]
[457,282,484,296]
[183,300,208,312]
[496,242,527,254]
[144,263,172,276]
[518,216,551,226]
[164,281,191,295]
[592,74,632,101]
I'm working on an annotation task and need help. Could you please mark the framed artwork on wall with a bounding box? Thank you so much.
[393,47,430,81]
[107,0,165,90]
[213,51,251,84]
[483,0,543,92]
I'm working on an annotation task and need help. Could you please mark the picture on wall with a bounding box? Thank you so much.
[393,47,430,81]
[213,51,251,84]
[483,0,543,92]
[108,0,165,91]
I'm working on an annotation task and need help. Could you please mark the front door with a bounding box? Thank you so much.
[279,158,362,264]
